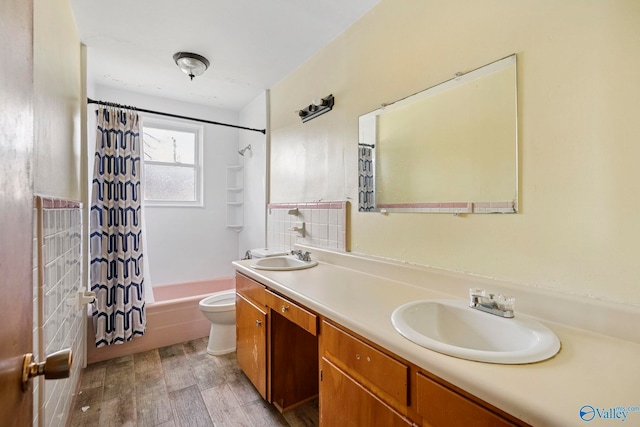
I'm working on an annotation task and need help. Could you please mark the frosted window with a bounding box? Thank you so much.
[142,119,203,206]
[144,164,196,201]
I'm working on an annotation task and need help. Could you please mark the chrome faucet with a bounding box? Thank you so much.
[291,250,312,262]
[469,288,515,318]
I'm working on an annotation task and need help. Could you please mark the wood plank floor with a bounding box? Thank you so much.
[68,338,319,427]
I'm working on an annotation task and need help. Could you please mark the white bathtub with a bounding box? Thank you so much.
[87,277,235,364]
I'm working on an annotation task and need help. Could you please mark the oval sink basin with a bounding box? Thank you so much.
[391,299,560,364]
[250,255,318,271]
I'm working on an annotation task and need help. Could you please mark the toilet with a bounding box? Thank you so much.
[198,249,286,355]
[199,289,236,355]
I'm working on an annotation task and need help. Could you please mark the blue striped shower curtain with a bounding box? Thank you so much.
[90,107,146,347]
[358,145,375,211]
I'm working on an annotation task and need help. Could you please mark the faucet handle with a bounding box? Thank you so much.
[469,288,485,298]
[290,250,311,261]
[494,294,515,311]
[469,288,484,307]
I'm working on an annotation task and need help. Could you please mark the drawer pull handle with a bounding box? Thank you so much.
[356,354,361,360]
[256,320,262,326]
[281,305,289,313]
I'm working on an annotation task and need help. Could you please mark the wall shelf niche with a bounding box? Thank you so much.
[226,165,244,231]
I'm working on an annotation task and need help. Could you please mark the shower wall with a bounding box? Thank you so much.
[238,91,269,258]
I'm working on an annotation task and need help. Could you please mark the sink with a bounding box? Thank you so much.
[250,256,318,271]
[391,299,560,364]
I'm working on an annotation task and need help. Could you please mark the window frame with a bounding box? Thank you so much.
[142,115,204,208]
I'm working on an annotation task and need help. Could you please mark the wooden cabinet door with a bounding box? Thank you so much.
[320,358,412,427]
[236,294,268,399]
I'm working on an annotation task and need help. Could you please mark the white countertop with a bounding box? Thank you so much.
[233,249,640,427]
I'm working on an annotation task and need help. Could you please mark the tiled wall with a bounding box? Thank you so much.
[267,201,349,253]
[34,196,84,427]
[32,209,40,427]
[375,200,517,214]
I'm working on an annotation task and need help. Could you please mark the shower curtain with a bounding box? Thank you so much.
[90,107,146,347]
[358,145,375,211]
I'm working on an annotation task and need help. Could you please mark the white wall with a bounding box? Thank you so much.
[34,0,81,201]
[90,86,241,285]
[238,91,268,258]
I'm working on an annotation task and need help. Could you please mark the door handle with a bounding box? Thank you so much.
[22,348,72,391]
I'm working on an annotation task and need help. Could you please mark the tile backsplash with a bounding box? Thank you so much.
[267,201,349,253]
[34,196,84,427]
[375,200,517,214]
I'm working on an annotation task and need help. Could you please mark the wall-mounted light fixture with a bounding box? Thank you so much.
[297,94,335,123]
[173,52,210,81]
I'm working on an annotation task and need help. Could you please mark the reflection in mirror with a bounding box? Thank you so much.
[358,54,518,214]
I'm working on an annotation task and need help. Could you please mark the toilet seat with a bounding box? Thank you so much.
[199,289,235,313]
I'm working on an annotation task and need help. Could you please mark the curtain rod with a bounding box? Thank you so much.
[87,98,266,134]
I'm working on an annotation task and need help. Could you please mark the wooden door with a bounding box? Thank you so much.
[236,294,268,399]
[0,0,35,425]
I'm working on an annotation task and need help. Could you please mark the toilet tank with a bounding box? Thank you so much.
[249,248,287,258]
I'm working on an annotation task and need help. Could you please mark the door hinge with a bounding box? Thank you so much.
[320,369,323,381]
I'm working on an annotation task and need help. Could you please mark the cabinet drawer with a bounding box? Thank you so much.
[265,289,317,336]
[322,321,408,406]
[320,357,412,427]
[236,273,266,306]
[416,372,517,427]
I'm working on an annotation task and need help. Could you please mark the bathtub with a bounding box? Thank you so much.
[86,277,235,364]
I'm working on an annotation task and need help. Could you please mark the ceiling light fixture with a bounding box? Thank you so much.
[173,52,210,81]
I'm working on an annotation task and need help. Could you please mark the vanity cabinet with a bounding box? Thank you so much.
[236,271,528,426]
[235,273,318,412]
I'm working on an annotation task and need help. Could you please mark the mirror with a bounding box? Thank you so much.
[358,54,518,214]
